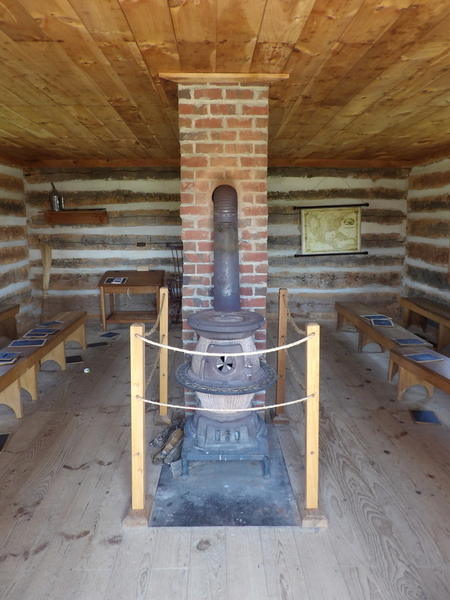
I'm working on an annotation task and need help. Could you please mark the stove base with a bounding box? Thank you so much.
[181,414,270,479]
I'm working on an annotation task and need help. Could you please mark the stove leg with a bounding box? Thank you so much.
[263,456,270,479]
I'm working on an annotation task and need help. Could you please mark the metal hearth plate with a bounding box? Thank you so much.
[149,425,302,527]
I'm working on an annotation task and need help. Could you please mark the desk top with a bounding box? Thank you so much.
[99,270,164,287]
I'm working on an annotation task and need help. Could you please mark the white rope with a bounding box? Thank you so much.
[145,292,166,337]
[135,331,314,357]
[136,393,314,412]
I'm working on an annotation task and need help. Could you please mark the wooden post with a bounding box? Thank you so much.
[159,287,170,424]
[123,323,152,526]
[303,322,327,527]
[273,288,289,425]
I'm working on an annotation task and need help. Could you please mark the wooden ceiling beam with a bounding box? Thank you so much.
[159,73,289,84]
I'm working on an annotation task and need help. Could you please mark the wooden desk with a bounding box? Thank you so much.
[401,296,450,352]
[99,270,165,331]
[389,347,450,401]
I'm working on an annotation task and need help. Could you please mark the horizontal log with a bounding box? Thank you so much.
[408,195,450,213]
[265,291,401,319]
[268,167,410,180]
[0,246,28,266]
[0,172,24,194]
[0,198,26,217]
[408,170,450,191]
[407,219,450,239]
[268,187,407,201]
[268,270,402,290]
[24,167,180,185]
[30,257,173,270]
[0,225,27,242]
[26,190,180,209]
[405,264,450,292]
[406,242,449,267]
[28,234,181,250]
[0,265,29,289]
[269,254,403,269]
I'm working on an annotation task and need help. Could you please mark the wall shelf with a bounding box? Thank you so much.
[44,210,108,225]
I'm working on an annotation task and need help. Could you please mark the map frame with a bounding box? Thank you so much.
[301,206,361,255]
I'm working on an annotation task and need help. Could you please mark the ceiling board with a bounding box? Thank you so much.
[0,0,450,167]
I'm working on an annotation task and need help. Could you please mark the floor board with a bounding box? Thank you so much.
[0,319,449,599]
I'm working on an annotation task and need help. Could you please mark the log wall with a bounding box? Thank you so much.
[0,164,33,333]
[24,168,181,319]
[4,161,444,325]
[405,159,450,302]
[266,167,410,318]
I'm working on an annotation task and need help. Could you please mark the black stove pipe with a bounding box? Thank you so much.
[212,185,240,313]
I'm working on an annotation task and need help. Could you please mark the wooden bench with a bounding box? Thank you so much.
[0,304,19,340]
[0,310,87,418]
[389,347,450,401]
[401,297,450,352]
[335,302,432,353]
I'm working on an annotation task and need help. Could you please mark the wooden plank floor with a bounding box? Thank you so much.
[0,318,449,599]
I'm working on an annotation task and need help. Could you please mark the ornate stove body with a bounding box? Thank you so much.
[176,185,277,478]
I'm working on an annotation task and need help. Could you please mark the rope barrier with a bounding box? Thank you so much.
[145,292,166,337]
[283,293,306,337]
[135,331,314,357]
[136,393,314,412]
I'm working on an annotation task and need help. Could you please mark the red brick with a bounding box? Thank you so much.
[196,143,224,154]
[210,104,237,115]
[225,88,255,100]
[194,88,223,100]
[179,104,208,115]
[211,130,237,141]
[180,204,212,216]
[197,241,214,252]
[242,204,267,217]
[242,251,267,262]
[182,156,208,168]
[179,190,195,201]
[180,142,194,154]
[240,181,266,192]
[180,131,209,141]
[179,117,193,129]
[238,130,267,141]
[226,117,253,128]
[210,157,238,168]
[194,117,223,129]
[183,230,210,241]
[197,263,213,274]
[242,104,269,115]
[240,156,267,167]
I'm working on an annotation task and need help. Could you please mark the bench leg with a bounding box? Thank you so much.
[397,366,434,401]
[437,325,450,353]
[0,380,23,418]
[388,358,398,381]
[336,312,346,331]
[19,365,38,401]
[358,330,383,353]
[65,324,87,349]
[41,342,66,370]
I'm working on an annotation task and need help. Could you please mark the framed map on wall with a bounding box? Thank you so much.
[301,206,361,255]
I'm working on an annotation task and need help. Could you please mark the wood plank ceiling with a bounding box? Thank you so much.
[1,0,450,168]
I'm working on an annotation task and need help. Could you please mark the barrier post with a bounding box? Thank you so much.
[123,323,151,526]
[305,322,320,512]
[159,287,170,423]
[274,287,289,424]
